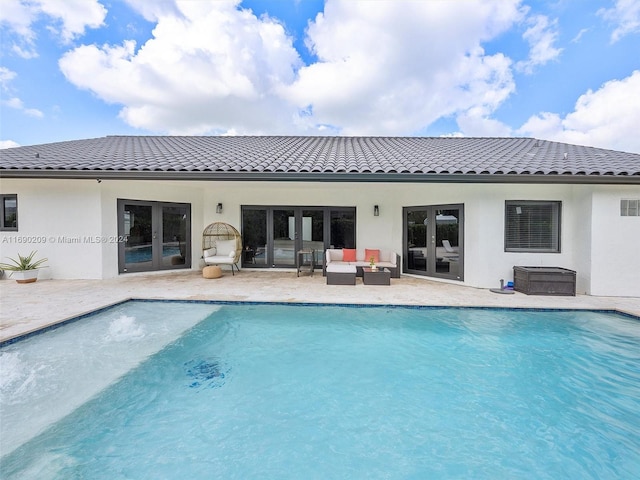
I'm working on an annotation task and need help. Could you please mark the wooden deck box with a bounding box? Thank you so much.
[513,266,576,296]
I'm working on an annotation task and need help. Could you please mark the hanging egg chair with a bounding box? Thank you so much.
[202,222,242,274]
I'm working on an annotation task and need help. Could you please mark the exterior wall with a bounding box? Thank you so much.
[589,186,640,297]
[0,179,205,279]
[0,179,103,279]
[2,178,639,296]
[570,186,593,295]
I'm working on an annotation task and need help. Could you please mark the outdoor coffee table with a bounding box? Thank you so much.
[362,267,391,285]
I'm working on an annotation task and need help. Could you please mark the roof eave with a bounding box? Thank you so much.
[1,169,639,185]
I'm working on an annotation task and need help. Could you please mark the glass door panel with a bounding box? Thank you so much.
[241,209,267,266]
[273,209,296,266]
[123,204,153,272]
[435,209,460,276]
[302,209,325,266]
[406,209,428,273]
[162,206,189,267]
[404,204,463,280]
[330,210,355,248]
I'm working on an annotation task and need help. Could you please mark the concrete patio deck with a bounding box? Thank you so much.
[1,269,639,343]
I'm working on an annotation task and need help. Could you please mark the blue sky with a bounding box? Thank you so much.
[1,0,639,153]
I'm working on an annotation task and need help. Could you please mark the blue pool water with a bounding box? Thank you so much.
[1,302,639,479]
[125,245,181,263]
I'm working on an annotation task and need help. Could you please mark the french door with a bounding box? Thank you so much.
[117,199,191,273]
[403,204,463,280]
[241,206,355,268]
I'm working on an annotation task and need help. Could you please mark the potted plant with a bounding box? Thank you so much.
[0,250,48,283]
[369,255,377,271]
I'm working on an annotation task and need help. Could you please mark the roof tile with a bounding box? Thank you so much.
[1,136,639,180]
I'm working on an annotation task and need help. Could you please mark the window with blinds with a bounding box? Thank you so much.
[505,201,561,252]
[621,199,639,216]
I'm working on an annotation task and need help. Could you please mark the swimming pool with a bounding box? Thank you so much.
[1,301,639,478]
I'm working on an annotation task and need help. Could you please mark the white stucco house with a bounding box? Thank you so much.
[1,135,639,297]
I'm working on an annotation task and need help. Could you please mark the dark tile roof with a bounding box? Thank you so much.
[1,136,639,183]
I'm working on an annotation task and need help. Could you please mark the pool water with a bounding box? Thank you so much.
[125,245,181,264]
[1,302,639,479]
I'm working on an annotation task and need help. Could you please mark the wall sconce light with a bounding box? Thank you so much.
[374,205,379,216]
[216,203,223,214]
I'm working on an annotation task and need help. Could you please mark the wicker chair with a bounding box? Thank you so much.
[202,222,242,275]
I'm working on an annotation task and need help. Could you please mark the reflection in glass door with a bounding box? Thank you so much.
[162,206,189,267]
[273,209,296,267]
[241,208,267,266]
[122,203,153,271]
[302,209,325,266]
[118,200,191,273]
[403,204,463,280]
[406,209,429,273]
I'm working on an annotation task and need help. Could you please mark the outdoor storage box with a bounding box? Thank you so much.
[513,266,576,296]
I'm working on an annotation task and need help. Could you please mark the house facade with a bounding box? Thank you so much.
[1,136,639,297]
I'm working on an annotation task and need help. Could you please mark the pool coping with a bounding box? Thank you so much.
[3,297,638,348]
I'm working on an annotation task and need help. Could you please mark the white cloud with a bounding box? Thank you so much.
[515,14,562,74]
[121,0,182,23]
[58,0,526,136]
[59,0,302,135]
[2,97,44,118]
[0,67,18,87]
[0,0,36,39]
[0,140,21,149]
[0,67,44,118]
[0,0,106,57]
[598,0,640,43]
[283,0,523,135]
[519,70,640,154]
[38,0,107,43]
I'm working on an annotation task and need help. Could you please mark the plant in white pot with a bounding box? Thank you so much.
[0,250,48,283]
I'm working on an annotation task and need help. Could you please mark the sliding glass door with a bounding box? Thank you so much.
[404,204,463,280]
[241,206,354,268]
[118,199,191,273]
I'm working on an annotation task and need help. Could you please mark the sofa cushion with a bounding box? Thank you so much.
[365,249,380,264]
[342,248,357,262]
[326,264,357,273]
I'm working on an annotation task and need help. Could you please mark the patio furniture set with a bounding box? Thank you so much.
[325,248,399,286]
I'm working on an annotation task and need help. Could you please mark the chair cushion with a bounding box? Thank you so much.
[342,248,357,262]
[216,239,236,257]
[203,247,217,258]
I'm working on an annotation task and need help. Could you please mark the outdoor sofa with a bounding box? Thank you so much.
[325,248,401,279]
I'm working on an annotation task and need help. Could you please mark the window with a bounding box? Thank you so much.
[1,194,18,231]
[621,199,640,216]
[505,201,561,252]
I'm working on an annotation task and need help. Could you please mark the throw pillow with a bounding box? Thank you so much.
[342,248,357,262]
[365,248,380,264]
